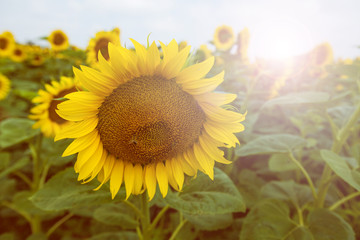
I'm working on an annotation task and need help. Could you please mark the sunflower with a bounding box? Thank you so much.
[0,31,16,57]
[0,74,11,100]
[310,42,333,67]
[236,27,250,61]
[29,77,79,138]
[195,44,212,62]
[48,30,69,51]
[213,25,234,51]
[86,28,121,66]
[55,39,245,200]
[10,44,27,62]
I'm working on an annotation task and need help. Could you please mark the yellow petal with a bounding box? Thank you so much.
[176,57,214,84]
[55,117,98,141]
[156,162,168,198]
[162,46,191,79]
[198,133,231,164]
[64,91,104,106]
[124,162,135,199]
[203,121,239,147]
[145,164,157,200]
[193,143,214,180]
[194,92,237,106]
[62,130,98,157]
[182,71,224,95]
[199,102,245,123]
[76,134,101,170]
[165,160,179,191]
[110,160,124,199]
[132,164,143,195]
[171,158,184,190]
[78,141,104,180]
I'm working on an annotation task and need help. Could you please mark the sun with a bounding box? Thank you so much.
[250,18,314,60]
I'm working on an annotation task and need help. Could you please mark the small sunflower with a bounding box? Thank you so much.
[29,77,79,138]
[48,30,69,51]
[86,28,121,66]
[0,31,16,57]
[56,39,245,200]
[10,44,27,62]
[310,42,333,67]
[195,44,212,62]
[236,27,250,61]
[213,25,234,51]
[0,74,11,100]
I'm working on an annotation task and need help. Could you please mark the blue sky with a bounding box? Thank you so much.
[1,0,360,59]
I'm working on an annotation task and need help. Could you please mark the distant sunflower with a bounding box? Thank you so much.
[310,42,333,67]
[213,25,234,51]
[86,28,120,66]
[48,30,69,51]
[56,39,245,200]
[0,74,11,100]
[195,44,212,62]
[236,27,250,61]
[10,45,27,62]
[0,31,15,57]
[29,77,79,138]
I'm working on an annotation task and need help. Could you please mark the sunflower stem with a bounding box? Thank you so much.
[316,102,360,208]
[148,205,170,231]
[329,191,360,211]
[140,193,151,240]
[169,213,187,240]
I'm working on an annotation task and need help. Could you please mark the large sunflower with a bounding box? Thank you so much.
[86,28,121,66]
[29,77,79,138]
[213,25,234,51]
[56,39,245,200]
[0,31,15,57]
[48,30,69,51]
[0,74,11,100]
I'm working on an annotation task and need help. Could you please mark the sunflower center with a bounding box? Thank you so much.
[218,29,232,44]
[14,49,22,56]
[48,87,77,124]
[95,38,110,61]
[97,75,206,165]
[0,38,8,50]
[53,33,65,46]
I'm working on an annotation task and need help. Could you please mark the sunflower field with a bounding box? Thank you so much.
[0,25,360,240]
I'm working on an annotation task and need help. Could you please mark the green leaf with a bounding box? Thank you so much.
[89,232,138,240]
[0,157,29,179]
[261,91,330,109]
[236,134,306,156]
[261,181,313,207]
[0,118,39,149]
[183,213,233,231]
[0,233,15,240]
[239,199,309,240]
[0,152,10,170]
[268,153,298,172]
[93,203,138,229]
[30,168,122,211]
[163,168,245,215]
[320,150,360,191]
[41,138,74,166]
[236,169,265,208]
[308,209,355,240]
[13,191,52,216]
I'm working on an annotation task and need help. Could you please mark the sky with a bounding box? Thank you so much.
[1,0,360,60]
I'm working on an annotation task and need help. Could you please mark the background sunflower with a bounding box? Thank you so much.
[86,28,121,66]
[29,77,79,137]
[0,74,11,100]
[48,30,69,51]
[213,25,235,51]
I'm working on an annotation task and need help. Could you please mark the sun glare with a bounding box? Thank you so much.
[250,18,314,60]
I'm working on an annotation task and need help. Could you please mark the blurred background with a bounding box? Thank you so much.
[1,0,360,60]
